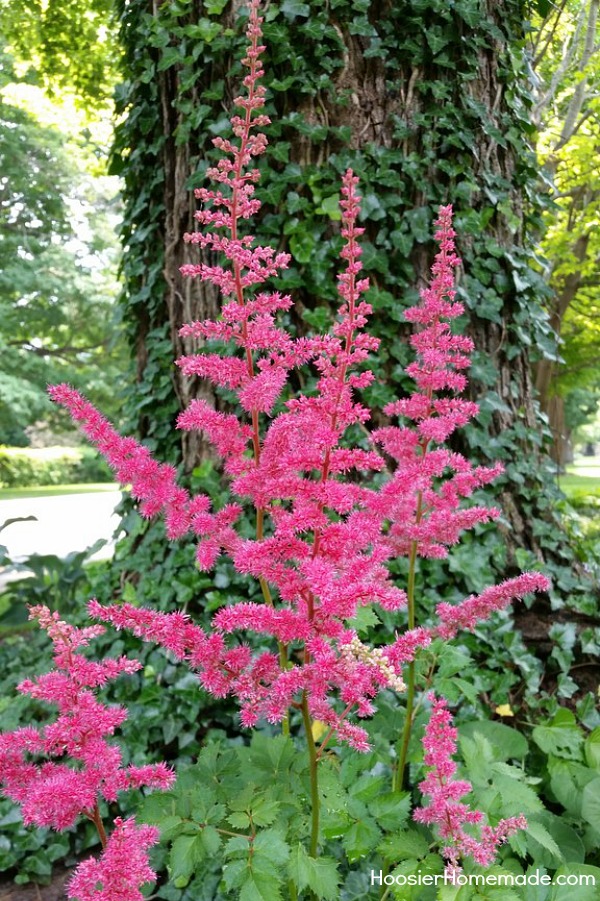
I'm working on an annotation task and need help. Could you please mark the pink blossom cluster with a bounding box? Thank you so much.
[67,817,159,901]
[48,0,549,757]
[0,606,172,900]
[414,695,526,870]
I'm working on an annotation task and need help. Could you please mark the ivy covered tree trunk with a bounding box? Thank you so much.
[113,0,582,603]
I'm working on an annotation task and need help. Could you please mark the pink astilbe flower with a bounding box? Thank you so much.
[0,606,172,894]
[67,817,159,901]
[49,0,549,750]
[414,695,526,870]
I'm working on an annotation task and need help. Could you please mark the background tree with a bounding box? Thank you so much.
[531,0,600,465]
[0,40,124,444]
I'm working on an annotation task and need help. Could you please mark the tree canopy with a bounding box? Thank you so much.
[0,33,124,444]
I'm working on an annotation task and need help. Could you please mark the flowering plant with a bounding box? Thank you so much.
[0,1,552,897]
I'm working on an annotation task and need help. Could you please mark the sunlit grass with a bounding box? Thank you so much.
[0,483,119,501]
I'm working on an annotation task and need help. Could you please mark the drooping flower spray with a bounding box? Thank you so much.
[42,0,552,880]
[0,606,174,900]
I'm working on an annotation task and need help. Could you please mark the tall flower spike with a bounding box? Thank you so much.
[414,695,526,873]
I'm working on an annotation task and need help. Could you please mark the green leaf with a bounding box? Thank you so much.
[368,792,411,831]
[584,727,600,771]
[253,830,290,866]
[343,817,381,860]
[532,722,584,760]
[239,871,282,901]
[200,825,222,856]
[348,605,381,635]
[288,844,340,900]
[526,820,563,865]
[251,795,280,827]
[289,232,316,264]
[549,865,600,901]
[378,828,429,861]
[581,777,600,831]
[169,834,204,885]
[280,0,310,18]
[316,194,341,220]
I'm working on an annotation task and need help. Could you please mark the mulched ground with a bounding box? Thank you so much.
[0,869,70,901]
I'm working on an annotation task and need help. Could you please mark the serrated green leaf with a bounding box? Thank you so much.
[253,830,290,866]
[378,828,430,862]
[549,865,600,900]
[348,605,380,635]
[251,795,280,827]
[288,844,340,900]
[240,871,282,901]
[169,834,204,884]
[368,792,411,831]
[532,723,583,760]
[349,774,386,803]
[200,825,221,856]
[526,820,563,864]
[343,817,382,860]
[224,835,251,859]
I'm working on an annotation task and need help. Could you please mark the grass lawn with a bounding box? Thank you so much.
[0,483,119,501]
[558,457,600,499]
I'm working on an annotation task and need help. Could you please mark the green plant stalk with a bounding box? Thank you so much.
[301,691,320,876]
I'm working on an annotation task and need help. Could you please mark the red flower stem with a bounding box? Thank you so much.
[301,691,320,886]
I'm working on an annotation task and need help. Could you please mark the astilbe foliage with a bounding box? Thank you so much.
[44,0,550,874]
[0,606,173,900]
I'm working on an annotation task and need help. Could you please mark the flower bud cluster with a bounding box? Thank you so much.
[340,636,406,692]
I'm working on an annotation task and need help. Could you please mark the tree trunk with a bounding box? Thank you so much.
[115,0,559,565]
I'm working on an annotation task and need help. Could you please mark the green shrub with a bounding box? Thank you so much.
[0,447,113,488]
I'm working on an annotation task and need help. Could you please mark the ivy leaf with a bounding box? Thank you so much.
[280,0,310,18]
[290,232,316,263]
[316,194,342,221]
[288,844,340,900]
